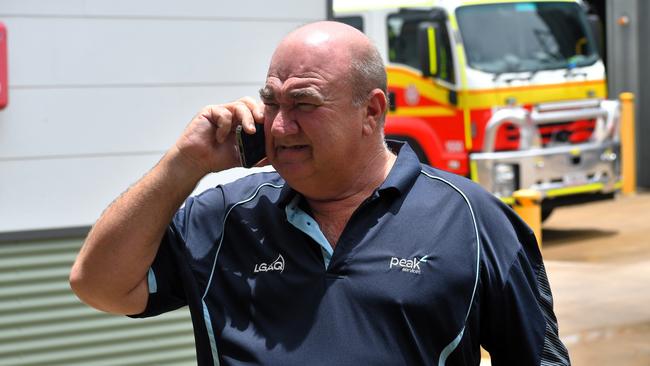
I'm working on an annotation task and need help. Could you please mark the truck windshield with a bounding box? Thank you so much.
[456,2,598,74]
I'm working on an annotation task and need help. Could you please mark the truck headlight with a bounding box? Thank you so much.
[493,163,518,197]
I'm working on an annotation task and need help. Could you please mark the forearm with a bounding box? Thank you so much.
[70,150,204,314]
[70,99,262,314]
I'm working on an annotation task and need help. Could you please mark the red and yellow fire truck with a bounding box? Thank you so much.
[335,0,621,219]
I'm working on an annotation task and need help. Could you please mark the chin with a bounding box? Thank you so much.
[272,161,316,185]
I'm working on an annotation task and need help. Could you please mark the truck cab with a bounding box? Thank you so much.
[335,0,621,219]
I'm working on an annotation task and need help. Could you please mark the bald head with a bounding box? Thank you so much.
[281,21,370,49]
[270,21,387,110]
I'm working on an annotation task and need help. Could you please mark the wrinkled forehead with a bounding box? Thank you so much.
[260,73,327,102]
[264,55,333,100]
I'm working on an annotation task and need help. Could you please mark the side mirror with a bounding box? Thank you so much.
[417,22,440,78]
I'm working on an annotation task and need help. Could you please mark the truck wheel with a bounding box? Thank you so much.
[385,135,430,164]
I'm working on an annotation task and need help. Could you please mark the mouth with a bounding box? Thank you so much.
[274,143,311,162]
[277,144,309,151]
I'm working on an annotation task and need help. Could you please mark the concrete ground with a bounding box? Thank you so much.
[542,191,650,365]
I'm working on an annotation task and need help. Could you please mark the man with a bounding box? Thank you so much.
[70,21,570,365]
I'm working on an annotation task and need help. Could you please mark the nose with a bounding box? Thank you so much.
[269,108,299,137]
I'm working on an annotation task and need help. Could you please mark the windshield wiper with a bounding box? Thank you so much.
[525,69,538,81]
[493,70,537,83]
[492,54,523,82]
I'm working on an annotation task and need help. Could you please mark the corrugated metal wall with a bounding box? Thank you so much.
[0,237,196,365]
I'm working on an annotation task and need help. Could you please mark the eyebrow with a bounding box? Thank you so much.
[258,86,324,102]
[288,88,322,100]
[259,86,275,100]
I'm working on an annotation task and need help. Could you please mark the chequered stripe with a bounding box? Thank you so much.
[537,264,571,366]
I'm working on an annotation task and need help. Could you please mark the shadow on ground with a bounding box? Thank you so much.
[543,228,618,246]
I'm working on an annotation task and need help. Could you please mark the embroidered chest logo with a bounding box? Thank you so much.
[389,255,429,274]
[254,254,285,273]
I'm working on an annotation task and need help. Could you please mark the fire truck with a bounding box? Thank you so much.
[335,0,621,220]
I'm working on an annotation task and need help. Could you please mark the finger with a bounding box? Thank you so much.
[239,96,265,124]
[231,101,256,134]
[204,106,233,144]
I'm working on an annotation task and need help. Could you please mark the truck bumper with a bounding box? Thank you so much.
[470,140,621,205]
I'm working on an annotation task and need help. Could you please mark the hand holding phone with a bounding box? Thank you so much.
[236,124,266,168]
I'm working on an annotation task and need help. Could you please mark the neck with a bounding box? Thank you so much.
[304,145,396,247]
[307,144,395,209]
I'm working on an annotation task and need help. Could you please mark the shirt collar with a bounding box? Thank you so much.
[277,183,297,209]
[377,140,422,197]
[276,141,422,207]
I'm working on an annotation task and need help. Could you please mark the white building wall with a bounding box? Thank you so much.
[0,1,325,233]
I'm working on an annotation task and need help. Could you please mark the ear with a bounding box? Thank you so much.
[362,89,387,136]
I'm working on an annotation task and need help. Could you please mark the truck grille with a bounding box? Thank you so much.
[538,119,595,146]
[497,119,596,150]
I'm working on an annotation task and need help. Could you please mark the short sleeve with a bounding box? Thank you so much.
[480,220,570,365]
[128,218,188,318]
[128,186,228,319]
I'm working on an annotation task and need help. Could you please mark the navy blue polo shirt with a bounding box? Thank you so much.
[132,144,569,366]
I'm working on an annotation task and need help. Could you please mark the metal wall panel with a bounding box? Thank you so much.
[637,1,650,187]
[0,85,258,159]
[0,1,326,233]
[0,0,324,20]
[606,0,649,187]
[0,237,196,365]
[0,153,272,233]
[3,17,297,87]
[605,0,639,98]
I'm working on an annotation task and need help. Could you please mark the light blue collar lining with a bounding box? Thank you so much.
[285,195,333,268]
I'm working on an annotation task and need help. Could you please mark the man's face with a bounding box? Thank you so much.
[261,34,367,194]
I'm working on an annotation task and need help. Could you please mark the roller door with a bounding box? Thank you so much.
[0,237,196,365]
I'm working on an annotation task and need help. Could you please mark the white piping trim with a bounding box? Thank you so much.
[199,181,284,366]
[201,182,284,300]
[419,171,481,366]
[202,300,220,366]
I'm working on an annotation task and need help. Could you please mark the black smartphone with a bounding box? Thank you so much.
[236,124,266,168]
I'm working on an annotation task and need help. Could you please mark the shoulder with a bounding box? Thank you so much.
[190,170,284,206]
[219,170,285,203]
[171,170,285,241]
[417,165,503,213]
[417,165,539,266]
[175,170,284,226]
